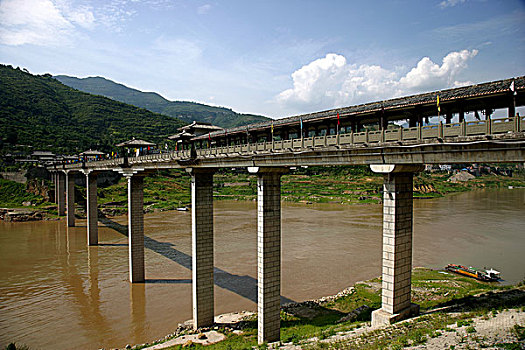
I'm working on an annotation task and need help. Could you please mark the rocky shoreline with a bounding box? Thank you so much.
[114,270,525,350]
[118,282,392,350]
[0,208,45,222]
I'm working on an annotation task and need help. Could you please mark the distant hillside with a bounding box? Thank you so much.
[0,65,186,155]
[55,75,271,128]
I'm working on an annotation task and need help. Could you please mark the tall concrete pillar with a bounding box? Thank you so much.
[66,171,76,227]
[128,175,145,283]
[187,168,216,329]
[86,171,98,246]
[53,172,57,204]
[370,164,423,327]
[57,172,66,216]
[249,167,288,344]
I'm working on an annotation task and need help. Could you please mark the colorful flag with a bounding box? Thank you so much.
[337,112,340,126]
[208,132,211,141]
[300,117,303,136]
[271,122,274,135]
[437,95,441,114]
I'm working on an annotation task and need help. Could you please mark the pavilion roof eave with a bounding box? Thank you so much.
[178,121,223,132]
[79,149,105,156]
[116,138,156,147]
[168,131,195,140]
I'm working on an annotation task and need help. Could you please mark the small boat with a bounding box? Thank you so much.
[445,264,501,282]
[176,207,189,211]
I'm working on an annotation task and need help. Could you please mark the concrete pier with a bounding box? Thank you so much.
[66,171,76,227]
[249,167,288,344]
[128,174,145,283]
[370,164,423,327]
[52,172,57,204]
[57,172,66,216]
[86,171,98,246]
[188,168,216,329]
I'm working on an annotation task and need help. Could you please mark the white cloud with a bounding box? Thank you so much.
[399,49,478,91]
[0,0,74,45]
[277,50,478,113]
[197,4,212,15]
[0,0,97,46]
[65,5,95,29]
[0,0,152,45]
[439,0,467,9]
[96,1,136,32]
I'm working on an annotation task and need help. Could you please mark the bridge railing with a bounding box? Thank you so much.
[72,116,523,169]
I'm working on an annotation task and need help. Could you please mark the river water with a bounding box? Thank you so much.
[1,188,524,349]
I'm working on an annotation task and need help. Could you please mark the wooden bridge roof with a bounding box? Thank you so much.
[195,76,524,140]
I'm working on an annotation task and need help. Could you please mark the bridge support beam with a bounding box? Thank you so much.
[86,171,98,246]
[127,174,145,283]
[249,166,288,344]
[57,172,66,216]
[66,171,76,227]
[187,168,216,329]
[370,164,424,327]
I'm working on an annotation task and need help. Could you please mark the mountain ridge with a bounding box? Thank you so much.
[0,64,186,155]
[54,75,271,128]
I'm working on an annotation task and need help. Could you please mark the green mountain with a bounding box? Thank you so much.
[54,75,271,128]
[0,64,185,155]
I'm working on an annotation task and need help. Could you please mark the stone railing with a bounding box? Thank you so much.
[194,116,524,157]
[64,115,524,170]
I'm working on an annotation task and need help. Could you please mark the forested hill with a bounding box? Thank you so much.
[54,75,270,128]
[0,64,185,155]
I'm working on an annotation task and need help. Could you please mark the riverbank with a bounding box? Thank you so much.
[3,167,524,221]
[127,268,525,350]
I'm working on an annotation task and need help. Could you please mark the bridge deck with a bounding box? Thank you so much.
[55,116,525,172]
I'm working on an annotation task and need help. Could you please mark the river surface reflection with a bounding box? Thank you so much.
[0,188,523,349]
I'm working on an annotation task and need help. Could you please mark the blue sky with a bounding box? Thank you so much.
[1,0,524,118]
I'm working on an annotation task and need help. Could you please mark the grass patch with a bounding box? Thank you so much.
[141,268,524,350]
[0,178,43,207]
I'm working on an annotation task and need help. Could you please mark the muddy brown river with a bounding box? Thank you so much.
[1,188,524,349]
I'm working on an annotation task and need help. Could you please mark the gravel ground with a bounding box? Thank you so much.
[275,308,524,349]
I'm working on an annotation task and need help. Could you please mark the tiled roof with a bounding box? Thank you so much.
[198,76,524,139]
[116,138,156,147]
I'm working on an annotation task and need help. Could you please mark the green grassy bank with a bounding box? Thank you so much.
[1,166,525,216]
[86,166,525,214]
[136,268,525,350]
